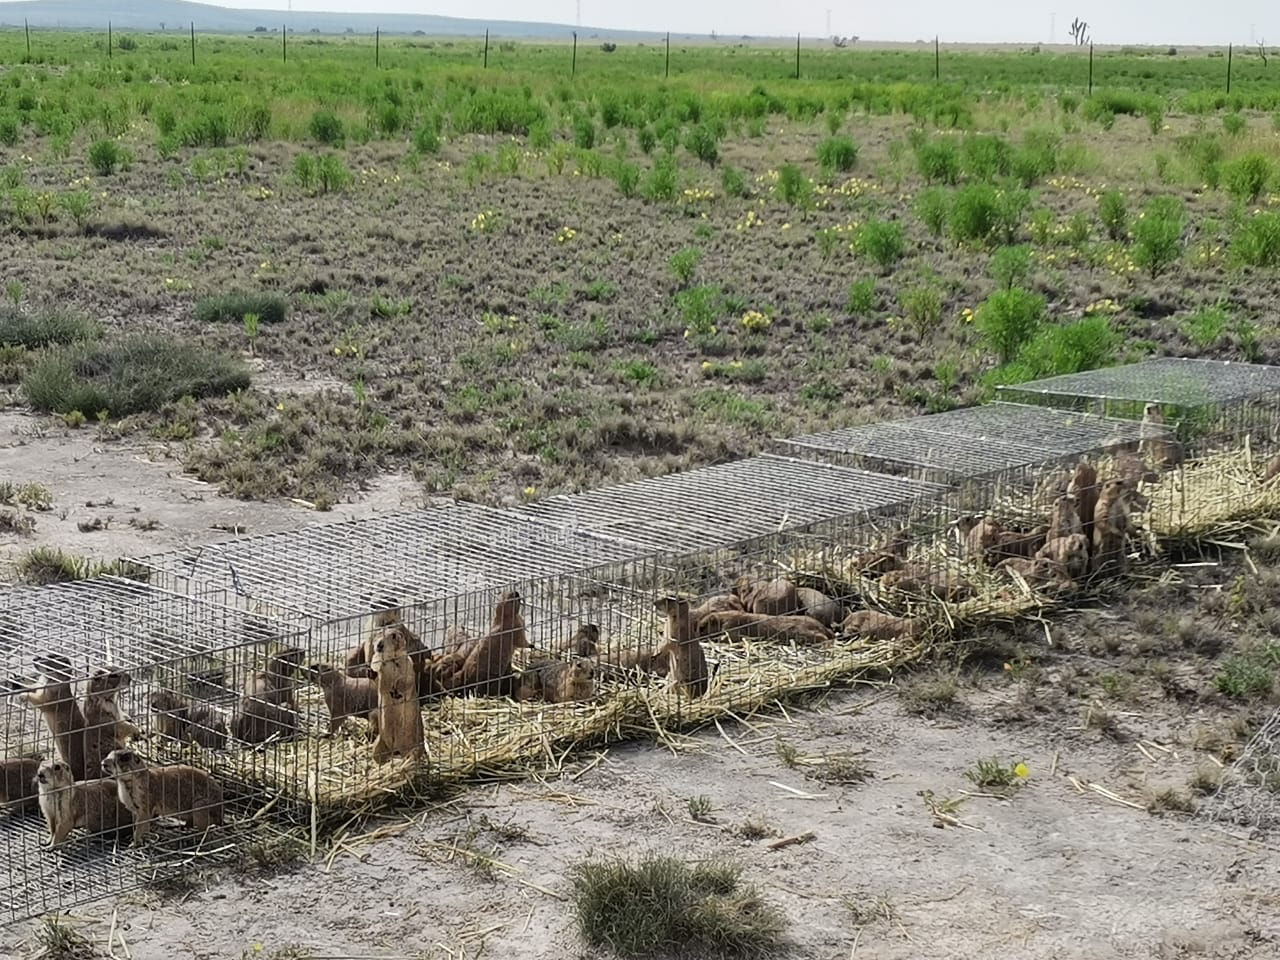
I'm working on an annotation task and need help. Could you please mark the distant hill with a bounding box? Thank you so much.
[0,0,715,39]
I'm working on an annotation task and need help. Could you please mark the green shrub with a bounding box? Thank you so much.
[847,278,876,314]
[816,135,859,174]
[0,305,100,348]
[309,109,344,145]
[1223,112,1247,136]
[412,122,441,155]
[775,164,812,206]
[1174,132,1224,188]
[948,184,1002,245]
[178,110,229,148]
[1010,129,1060,186]
[194,292,288,325]
[720,165,747,198]
[570,856,787,960]
[915,139,961,184]
[316,153,352,193]
[1223,153,1273,203]
[643,154,680,202]
[975,287,1046,364]
[22,334,250,418]
[1015,315,1121,378]
[1131,196,1185,277]
[1231,211,1280,268]
[684,124,720,166]
[915,187,950,236]
[669,247,704,286]
[637,126,657,154]
[853,218,905,269]
[989,245,1033,290]
[897,285,944,340]
[613,160,640,197]
[573,115,596,150]
[88,139,127,176]
[1181,304,1231,347]
[1098,190,1128,240]
[675,284,723,334]
[960,133,1011,181]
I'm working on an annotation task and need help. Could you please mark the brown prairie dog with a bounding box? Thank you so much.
[655,596,709,698]
[349,608,437,701]
[733,576,800,617]
[1067,461,1100,543]
[149,690,229,750]
[1139,403,1184,467]
[516,658,595,704]
[1035,533,1090,580]
[232,646,304,744]
[696,610,833,645]
[1091,478,1136,576]
[83,667,138,749]
[18,654,109,781]
[1,757,42,812]
[840,610,922,643]
[308,663,378,733]
[35,759,133,847]
[369,623,426,763]
[453,589,530,697]
[1046,494,1084,542]
[550,624,600,658]
[101,748,223,843]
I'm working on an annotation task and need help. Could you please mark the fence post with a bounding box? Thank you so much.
[1227,42,1233,94]
[190,22,195,66]
[483,29,489,68]
[795,33,800,79]
[572,31,577,77]
[934,35,940,81]
[1088,42,1093,96]
[108,22,113,59]
[24,18,30,57]
[283,23,287,63]
[665,32,670,79]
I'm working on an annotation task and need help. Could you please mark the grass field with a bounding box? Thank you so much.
[1,31,1278,507]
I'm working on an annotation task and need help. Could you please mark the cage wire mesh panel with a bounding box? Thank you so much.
[1197,704,1280,840]
[0,577,303,926]
[131,500,648,623]
[515,453,947,555]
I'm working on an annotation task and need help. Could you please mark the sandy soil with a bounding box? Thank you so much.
[6,678,1277,960]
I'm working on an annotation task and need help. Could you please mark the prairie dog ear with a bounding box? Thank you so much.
[653,596,689,616]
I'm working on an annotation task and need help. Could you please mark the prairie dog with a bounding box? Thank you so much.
[83,667,138,749]
[18,655,109,781]
[655,596,709,698]
[101,748,223,843]
[453,589,530,697]
[1139,403,1185,467]
[232,646,304,744]
[688,595,744,625]
[793,587,845,628]
[734,577,800,617]
[880,566,974,602]
[1,757,42,812]
[1263,452,1280,484]
[149,690,229,750]
[696,610,833,645]
[308,663,378,733]
[348,608,436,697]
[1067,461,1100,543]
[1091,478,1136,577]
[35,759,133,846]
[840,610,923,643]
[550,624,600,659]
[1035,533,1090,580]
[957,516,1044,566]
[516,658,595,704]
[369,623,426,763]
[1046,494,1084,542]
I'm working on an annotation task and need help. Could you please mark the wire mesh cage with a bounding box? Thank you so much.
[0,577,304,926]
[996,360,1280,540]
[131,500,649,622]
[1196,704,1280,840]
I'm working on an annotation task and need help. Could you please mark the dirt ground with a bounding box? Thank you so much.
[6,680,1277,960]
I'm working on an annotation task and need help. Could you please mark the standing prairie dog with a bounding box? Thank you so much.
[17,654,110,781]
[369,623,426,763]
[1139,403,1185,467]
[1091,478,1137,577]
[347,608,437,701]
[1067,461,1100,544]
[35,759,133,847]
[655,596,709,698]
[307,663,378,733]
[1,757,43,812]
[83,667,138,750]
[1046,494,1084,542]
[452,589,530,697]
[550,624,600,659]
[101,748,223,843]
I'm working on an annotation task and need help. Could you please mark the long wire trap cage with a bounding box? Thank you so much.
[0,578,304,925]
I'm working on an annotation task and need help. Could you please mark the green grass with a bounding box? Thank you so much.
[13,547,150,586]
[22,334,250,418]
[570,855,787,959]
[194,291,289,325]
[0,305,100,348]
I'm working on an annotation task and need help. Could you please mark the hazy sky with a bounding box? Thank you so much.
[217,1,1274,44]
